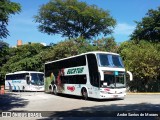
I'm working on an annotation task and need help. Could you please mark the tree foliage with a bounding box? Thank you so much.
[0,41,9,84]
[131,7,160,43]
[0,36,118,81]
[93,37,118,52]
[48,37,118,62]
[119,41,160,92]
[0,43,45,83]
[35,0,116,40]
[0,41,9,66]
[128,7,160,92]
[0,0,21,39]
[1,37,160,92]
[42,38,96,62]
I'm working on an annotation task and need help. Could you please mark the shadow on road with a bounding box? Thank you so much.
[0,92,29,111]
[52,93,123,102]
[37,103,160,120]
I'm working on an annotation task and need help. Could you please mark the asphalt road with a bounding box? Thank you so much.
[0,92,160,120]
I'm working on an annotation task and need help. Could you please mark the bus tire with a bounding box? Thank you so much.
[22,86,25,92]
[53,86,57,95]
[81,88,88,100]
[49,85,53,94]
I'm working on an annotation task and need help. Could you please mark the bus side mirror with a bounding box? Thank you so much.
[127,71,133,81]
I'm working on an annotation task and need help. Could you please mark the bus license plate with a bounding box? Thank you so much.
[36,87,41,89]
[113,95,118,98]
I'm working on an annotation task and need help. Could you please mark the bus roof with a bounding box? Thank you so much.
[45,51,119,65]
[6,71,44,75]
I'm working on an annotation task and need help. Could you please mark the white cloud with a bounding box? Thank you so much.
[114,23,136,35]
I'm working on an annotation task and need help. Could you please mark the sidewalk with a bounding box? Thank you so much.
[127,92,160,95]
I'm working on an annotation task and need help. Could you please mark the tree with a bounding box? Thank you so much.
[0,41,9,66]
[43,38,91,62]
[93,37,118,52]
[35,0,116,40]
[0,0,21,39]
[0,40,9,47]
[131,7,160,43]
[0,43,45,84]
[0,41,9,85]
[119,41,160,92]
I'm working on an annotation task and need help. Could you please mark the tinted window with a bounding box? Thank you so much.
[45,55,86,78]
[65,55,86,68]
[6,73,29,80]
[87,54,99,87]
[98,54,110,66]
[98,54,124,68]
[103,71,126,88]
[112,55,124,67]
[61,75,87,84]
[30,73,44,85]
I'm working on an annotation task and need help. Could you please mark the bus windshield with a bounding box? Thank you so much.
[102,71,126,88]
[97,54,124,68]
[30,73,44,85]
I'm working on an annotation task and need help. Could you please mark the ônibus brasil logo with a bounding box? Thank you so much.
[67,67,84,75]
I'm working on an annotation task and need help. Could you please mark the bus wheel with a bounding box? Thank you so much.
[49,85,53,94]
[53,86,57,95]
[82,88,88,100]
[22,86,25,92]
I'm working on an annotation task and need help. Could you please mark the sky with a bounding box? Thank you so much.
[3,0,160,46]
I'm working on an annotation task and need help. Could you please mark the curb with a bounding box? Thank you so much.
[127,92,160,95]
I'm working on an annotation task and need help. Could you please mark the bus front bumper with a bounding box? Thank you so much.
[99,93,126,99]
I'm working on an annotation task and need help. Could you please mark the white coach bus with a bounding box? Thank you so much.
[5,71,44,91]
[45,51,132,99]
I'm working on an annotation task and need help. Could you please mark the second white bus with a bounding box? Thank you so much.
[5,71,44,91]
